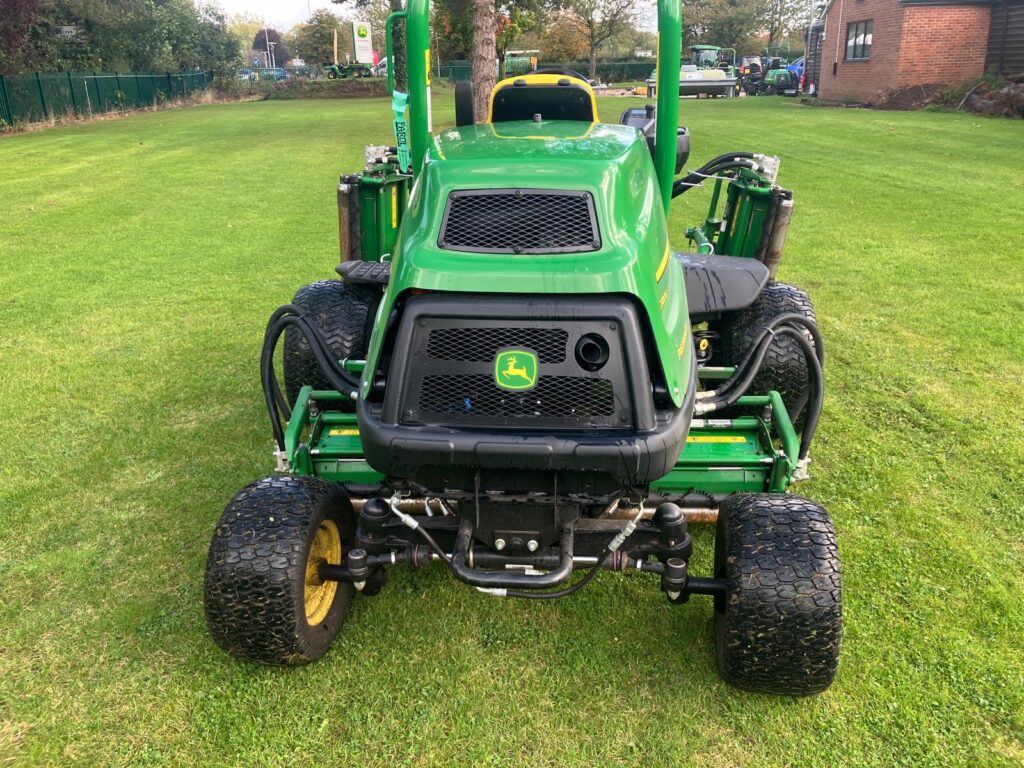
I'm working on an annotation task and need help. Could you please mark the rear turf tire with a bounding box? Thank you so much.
[715,282,816,424]
[713,493,843,695]
[282,279,381,409]
[203,476,356,665]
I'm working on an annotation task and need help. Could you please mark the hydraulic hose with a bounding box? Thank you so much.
[503,509,645,600]
[673,160,757,197]
[260,304,363,452]
[695,312,825,461]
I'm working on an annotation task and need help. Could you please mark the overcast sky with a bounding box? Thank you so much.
[211,0,658,34]
[212,0,348,31]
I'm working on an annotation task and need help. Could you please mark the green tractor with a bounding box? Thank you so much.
[203,0,841,696]
[324,62,373,79]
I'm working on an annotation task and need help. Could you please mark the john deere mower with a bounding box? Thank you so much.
[203,0,841,696]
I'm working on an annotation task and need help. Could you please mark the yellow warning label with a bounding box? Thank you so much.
[686,435,746,443]
[391,185,398,229]
[328,428,360,436]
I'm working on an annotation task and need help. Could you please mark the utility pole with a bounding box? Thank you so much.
[264,28,271,69]
[270,41,277,69]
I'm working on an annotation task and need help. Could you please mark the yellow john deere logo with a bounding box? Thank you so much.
[356,25,369,37]
[494,348,539,391]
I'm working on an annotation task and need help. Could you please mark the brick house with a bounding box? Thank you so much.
[810,0,1024,104]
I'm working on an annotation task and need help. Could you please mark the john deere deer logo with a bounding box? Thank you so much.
[494,348,539,391]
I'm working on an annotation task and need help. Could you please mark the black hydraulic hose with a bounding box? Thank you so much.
[773,326,824,460]
[703,313,824,404]
[696,151,755,170]
[260,304,363,451]
[697,316,825,460]
[673,161,756,197]
[504,548,613,600]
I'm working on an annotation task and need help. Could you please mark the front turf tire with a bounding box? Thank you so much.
[714,493,843,695]
[203,476,355,665]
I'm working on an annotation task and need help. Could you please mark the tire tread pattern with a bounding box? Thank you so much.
[714,493,842,695]
[203,476,354,665]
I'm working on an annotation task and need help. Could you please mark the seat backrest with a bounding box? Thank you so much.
[488,74,597,123]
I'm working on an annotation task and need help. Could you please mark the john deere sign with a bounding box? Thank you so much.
[352,21,373,64]
[494,349,539,391]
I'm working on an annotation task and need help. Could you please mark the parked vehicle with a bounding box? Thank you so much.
[324,63,373,79]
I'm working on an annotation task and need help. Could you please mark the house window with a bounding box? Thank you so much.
[846,20,872,60]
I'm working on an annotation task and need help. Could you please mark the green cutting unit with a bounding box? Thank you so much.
[203,0,842,696]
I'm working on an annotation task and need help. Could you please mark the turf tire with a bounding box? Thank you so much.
[713,493,843,695]
[283,279,381,409]
[715,282,816,424]
[203,476,356,665]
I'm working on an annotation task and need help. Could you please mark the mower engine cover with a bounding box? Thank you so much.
[356,120,695,492]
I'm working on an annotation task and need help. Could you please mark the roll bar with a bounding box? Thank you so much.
[387,0,681,213]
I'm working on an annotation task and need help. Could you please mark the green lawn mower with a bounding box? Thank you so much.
[203,0,841,696]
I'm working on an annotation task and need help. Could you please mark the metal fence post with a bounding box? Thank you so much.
[92,71,101,112]
[0,75,12,125]
[35,72,49,120]
[66,71,79,115]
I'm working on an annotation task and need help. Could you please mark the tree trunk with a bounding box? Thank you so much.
[390,0,407,91]
[589,48,597,80]
[471,0,496,123]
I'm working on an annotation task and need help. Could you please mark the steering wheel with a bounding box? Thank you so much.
[530,67,591,83]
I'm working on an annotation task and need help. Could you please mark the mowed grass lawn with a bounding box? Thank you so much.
[1,95,1022,767]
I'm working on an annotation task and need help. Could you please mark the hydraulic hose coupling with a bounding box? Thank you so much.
[347,548,369,592]
[608,508,646,552]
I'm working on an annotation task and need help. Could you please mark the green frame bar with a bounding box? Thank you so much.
[654,0,682,214]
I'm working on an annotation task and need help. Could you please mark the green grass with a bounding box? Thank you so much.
[1,96,1022,767]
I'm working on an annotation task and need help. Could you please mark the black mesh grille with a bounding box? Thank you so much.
[426,327,568,363]
[438,189,600,254]
[418,375,614,420]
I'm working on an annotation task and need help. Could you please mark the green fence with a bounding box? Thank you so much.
[0,70,214,127]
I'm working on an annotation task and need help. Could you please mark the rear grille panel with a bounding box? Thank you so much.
[419,374,615,420]
[438,189,601,254]
[426,327,568,363]
[393,314,634,430]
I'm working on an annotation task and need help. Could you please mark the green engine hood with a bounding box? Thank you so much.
[362,119,693,408]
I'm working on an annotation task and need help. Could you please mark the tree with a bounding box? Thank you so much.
[251,27,290,66]
[759,0,806,47]
[495,4,536,78]
[470,0,496,120]
[538,12,588,62]
[228,12,266,60]
[684,0,762,51]
[287,10,350,65]
[0,0,43,72]
[560,0,634,80]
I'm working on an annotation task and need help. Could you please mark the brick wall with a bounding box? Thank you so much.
[895,5,991,87]
[818,0,992,104]
[818,0,904,102]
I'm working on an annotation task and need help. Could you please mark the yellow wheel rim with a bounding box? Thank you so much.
[304,518,342,626]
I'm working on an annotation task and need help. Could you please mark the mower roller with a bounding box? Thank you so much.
[203,0,841,696]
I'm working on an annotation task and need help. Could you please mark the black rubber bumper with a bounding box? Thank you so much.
[357,359,695,486]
